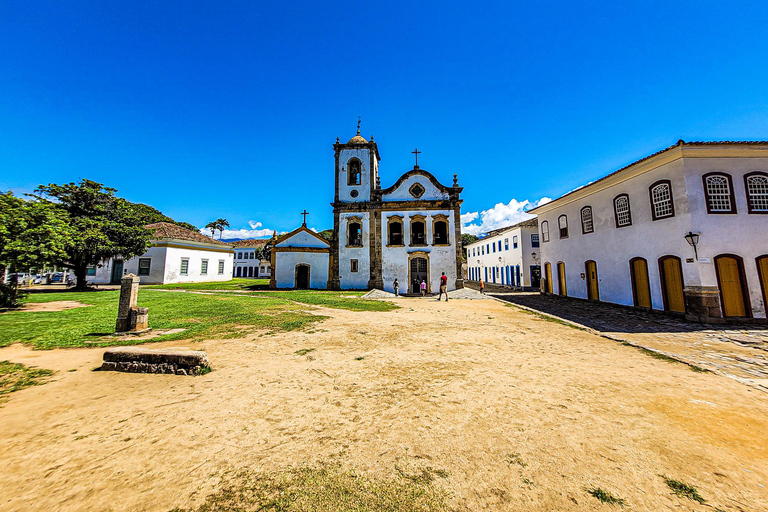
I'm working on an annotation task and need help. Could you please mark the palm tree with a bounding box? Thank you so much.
[215,218,230,239]
[205,221,217,238]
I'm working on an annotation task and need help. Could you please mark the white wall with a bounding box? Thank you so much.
[466,226,540,287]
[338,148,375,203]
[91,243,233,284]
[274,251,329,289]
[536,155,768,318]
[380,209,458,293]
[338,212,371,289]
[382,174,449,201]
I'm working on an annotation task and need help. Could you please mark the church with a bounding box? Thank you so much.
[271,124,465,293]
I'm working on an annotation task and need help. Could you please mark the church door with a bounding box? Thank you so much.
[530,265,541,289]
[295,265,310,289]
[411,257,427,293]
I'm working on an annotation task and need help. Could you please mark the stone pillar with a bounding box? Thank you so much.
[684,286,723,323]
[116,274,140,332]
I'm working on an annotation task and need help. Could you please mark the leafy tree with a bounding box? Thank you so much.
[318,229,333,241]
[123,201,196,231]
[205,221,217,238]
[0,192,71,305]
[461,233,479,258]
[32,180,153,290]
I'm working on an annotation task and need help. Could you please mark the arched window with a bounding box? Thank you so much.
[433,220,448,244]
[703,173,736,213]
[347,158,362,186]
[580,206,594,234]
[650,180,675,220]
[388,216,404,245]
[558,215,569,239]
[348,221,362,246]
[745,172,768,213]
[541,221,550,242]
[613,194,632,227]
[411,219,426,246]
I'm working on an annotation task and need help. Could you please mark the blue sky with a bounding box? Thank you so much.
[2,1,767,237]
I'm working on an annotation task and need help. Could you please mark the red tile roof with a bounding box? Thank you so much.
[230,239,269,248]
[145,222,231,246]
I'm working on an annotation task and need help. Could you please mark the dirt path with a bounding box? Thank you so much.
[1,299,766,511]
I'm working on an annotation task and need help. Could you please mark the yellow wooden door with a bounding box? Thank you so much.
[545,263,553,293]
[716,256,747,317]
[631,259,652,308]
[557,262,567,296]
[758,256,768,314]
[661,257,685,313]
[586,261,599,300]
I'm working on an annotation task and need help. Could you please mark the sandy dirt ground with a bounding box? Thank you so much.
[1,298,767,511]
[12,300,91,313]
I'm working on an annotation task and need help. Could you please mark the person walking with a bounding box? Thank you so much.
[420,279,426,297]
[438,271,449,301]
[393,278,399,296]
[479,279,485,294]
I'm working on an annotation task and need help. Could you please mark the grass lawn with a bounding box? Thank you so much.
[0,360,54,403]
[144,278,270,291]
[0,287,396,350]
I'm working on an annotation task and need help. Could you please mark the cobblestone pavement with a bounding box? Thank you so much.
[363,288,491,300]
[492,292,768,392]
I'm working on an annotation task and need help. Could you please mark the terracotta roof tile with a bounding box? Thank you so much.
[145,222,231,246]
[230,239,269,248]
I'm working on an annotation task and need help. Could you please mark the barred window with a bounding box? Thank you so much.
[138,258,151,276]
[201,259,208,275]
[746,172,768,212]
[541,221,550,242]
[180,258,189,275]
[704,174,734,213]
[614,195,632,227]
[580,206,593,234]
[218,260,225,274]
[531,234,540,247]
[650,181,674,219]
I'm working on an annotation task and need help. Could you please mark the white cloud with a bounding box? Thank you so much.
[199,220,275,240]
[462,197,551,236]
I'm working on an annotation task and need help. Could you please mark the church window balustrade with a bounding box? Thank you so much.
[387,216,404,246]
[347,158,362,186]
[432,215,449,245]
[347,221,363,247]
[410,216,427,246]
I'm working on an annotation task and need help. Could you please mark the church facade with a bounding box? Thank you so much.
[331,128,464,293]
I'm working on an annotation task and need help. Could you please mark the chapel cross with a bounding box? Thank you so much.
[411,148,421,168]
[300,209,309,226]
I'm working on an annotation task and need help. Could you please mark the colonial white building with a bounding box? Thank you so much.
[270,225,330,289]
[528,140,768,322]
[90,222,234,284]
[465,219,541,289]
[330,126,464,293]
[232,239,271,278]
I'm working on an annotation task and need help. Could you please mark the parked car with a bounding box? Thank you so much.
[50,272,64,283]
[5,273,29,285]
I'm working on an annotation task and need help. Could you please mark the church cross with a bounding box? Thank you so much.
[411,148,421,168]
[300,209,309,226]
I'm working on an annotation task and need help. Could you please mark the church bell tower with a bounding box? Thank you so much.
[333,120,380,203]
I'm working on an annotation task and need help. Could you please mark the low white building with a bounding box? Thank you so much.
[465,219,541,289]
[90,222,234,284]
[528,140,768,322]
[232,239,271,278]
[270,225,331,289]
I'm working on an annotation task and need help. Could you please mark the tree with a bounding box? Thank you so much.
[32,180,153,290]
[205,221,217,238]
[318,229,333,242]
[0,192,71,305]
[215,218,230,239]
[124,201,196,231]
[461,233,479,258]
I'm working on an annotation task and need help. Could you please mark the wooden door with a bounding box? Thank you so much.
[659,256,685,313]
[630,258,652,308]
[295,265,310,289]
[585,261,599,300]
[544,263,553,293]
[557,262,567,296]
[757,256,768,316]
[715,255,749,317]
[110,260,123,284]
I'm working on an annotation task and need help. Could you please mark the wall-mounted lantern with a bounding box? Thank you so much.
[684,231,700,259]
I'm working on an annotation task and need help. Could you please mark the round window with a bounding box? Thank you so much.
[350,190,359,198]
